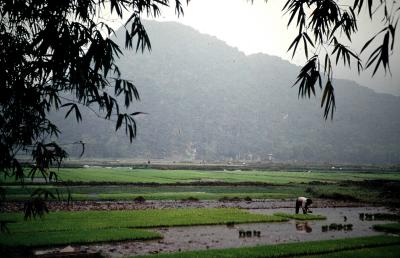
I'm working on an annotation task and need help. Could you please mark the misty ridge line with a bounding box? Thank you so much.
[50,20,400,164]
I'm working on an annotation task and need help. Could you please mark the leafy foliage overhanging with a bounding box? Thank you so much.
[0,0,188,220]
[281,0,399,119]
[0,0,399,221]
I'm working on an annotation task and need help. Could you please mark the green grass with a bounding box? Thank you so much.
[2,184,305,201]
[3,168,398,203]
[0,208,287,234]
[299,245,400,258]
[133,235,400,258]
[1,183,389,203]
[4,192,296,202]
[273,212,326,220]
[0,208,286,247]
[373,223,400,234]
[12,168,399,184]
[0,228,160,247]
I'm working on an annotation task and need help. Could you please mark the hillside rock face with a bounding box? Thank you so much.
[53,20,400,164]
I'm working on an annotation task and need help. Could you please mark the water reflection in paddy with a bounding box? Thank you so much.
[57,207,400,257]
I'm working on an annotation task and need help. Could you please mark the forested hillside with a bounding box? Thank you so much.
[51,21,400,164]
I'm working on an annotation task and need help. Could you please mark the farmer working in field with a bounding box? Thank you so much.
[295,196,312,214]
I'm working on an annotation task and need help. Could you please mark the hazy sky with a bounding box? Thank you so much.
[104,0,400,95]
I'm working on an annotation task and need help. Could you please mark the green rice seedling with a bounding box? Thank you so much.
[0,228,161,247]
[373,223,400,234]
[274,212,326,221]
[301,245,400,258]
[345,224,353,231]
[0,208,289,247]
[0,208,287,234]
[132,235,400,258]
[365,213,374,221]
[253,230,261,237]
[45,168,400,185]
[5,169,399,204]
[369,213,400,221]
[329,223,338,230]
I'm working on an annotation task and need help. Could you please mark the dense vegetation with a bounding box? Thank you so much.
[52,20,400,164]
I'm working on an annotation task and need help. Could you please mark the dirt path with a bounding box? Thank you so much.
[3,199,372,212]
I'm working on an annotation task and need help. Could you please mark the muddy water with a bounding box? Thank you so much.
[3,199,367,212]
[57,206,395,257]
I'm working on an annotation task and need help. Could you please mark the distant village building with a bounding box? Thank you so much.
[267,154,273,161]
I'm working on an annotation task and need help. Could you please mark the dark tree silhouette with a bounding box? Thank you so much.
[281,0,399,118]
[0,0,188,220]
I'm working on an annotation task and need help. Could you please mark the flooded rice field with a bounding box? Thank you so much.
[36,206,398,257]
[2,199,368,212]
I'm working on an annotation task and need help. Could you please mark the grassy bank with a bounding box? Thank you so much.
[56,168,400,183]
[133,235,400,258]
[0,208,288,246]
[373,223,400,234]
[300,245,400,257]
[0,208,287,233]
[2,184,304,201]
[4,168,398,184]
[2,183,391,204]
[0,228,160,247]
[273,212,326,220]
[3,168,399,204]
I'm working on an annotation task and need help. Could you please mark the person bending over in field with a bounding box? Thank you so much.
[295,197,312,214]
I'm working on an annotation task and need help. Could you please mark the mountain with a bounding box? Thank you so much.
[51,20,400,164]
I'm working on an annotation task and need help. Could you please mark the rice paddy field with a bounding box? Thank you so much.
[2,167,400,203]
[1,165,399,257]
[0,208,293,246]
[35,167,400,183]
[132,236,400,258]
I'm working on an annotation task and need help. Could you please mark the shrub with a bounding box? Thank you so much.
[183,197,199,202]
[134,196,146,203]
[244,196,252,202]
